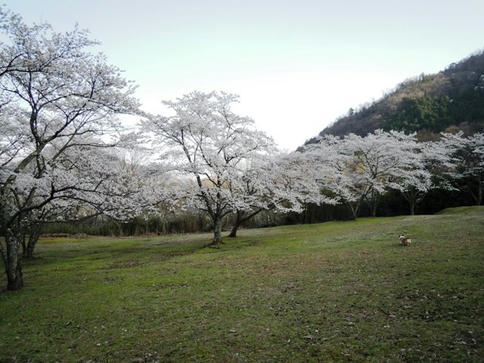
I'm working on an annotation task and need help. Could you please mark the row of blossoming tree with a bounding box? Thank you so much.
[1,7,483,290]
[301,130,483,218]
[141,91,483,241]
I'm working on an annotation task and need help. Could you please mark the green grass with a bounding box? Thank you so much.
[1,207,483,362]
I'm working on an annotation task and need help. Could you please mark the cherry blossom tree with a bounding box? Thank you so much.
[341,130,428,216]
[389,138,458,215]
[305,131,435,218]
[441,132,484,205]
[143,91,279,245]
[392,168,432,215]
[0,8,140,290]
[225,156,279,238]
[387,147,432,215]
[226,151,334,237]
[303,135,366,219]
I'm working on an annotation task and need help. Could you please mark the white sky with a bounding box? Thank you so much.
[5,0,484,150]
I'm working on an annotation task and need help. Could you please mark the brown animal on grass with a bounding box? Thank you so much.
[399,235,412,246]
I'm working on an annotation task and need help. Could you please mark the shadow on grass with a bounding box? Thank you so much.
[22,237,213,273]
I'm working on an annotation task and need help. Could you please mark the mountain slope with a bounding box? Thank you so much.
[306,50,484,143]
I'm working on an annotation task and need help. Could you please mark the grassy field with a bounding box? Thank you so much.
[1,207,483,362]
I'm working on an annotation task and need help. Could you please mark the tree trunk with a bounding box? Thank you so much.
[349,206,357,220]
[346,201,359,220]
[212,217,223,245]
[370,192,378,217]
[403,189,417,216]
[409,200,415,215]
[24,226,41,259]
[228,212,242,238]
[228,225,238,238]
[478,174,482,206]
[5,229,24,291]
[228,209,264,238]
[468,175,482,206]
[20,231,26,259]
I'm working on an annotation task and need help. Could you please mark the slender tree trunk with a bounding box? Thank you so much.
[5,229,24,291]
[409,200,415,215]
[348,196,365,220]
[347,202,358,220]
[403,189,417,216]
[24,225,41,259]
[467,175,482,205]
[478,174,482,206]
[370,192,378,217]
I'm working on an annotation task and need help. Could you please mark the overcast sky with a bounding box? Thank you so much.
[5,0,484,150]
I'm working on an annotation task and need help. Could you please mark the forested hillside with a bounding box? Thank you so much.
[306,50,484,142]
